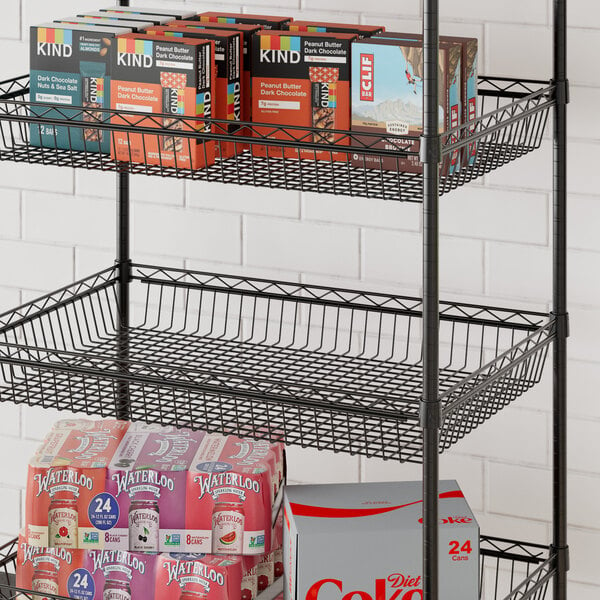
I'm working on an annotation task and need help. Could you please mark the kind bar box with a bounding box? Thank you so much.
[351,37,461,173]
[155,553,243,600]
[100,6,198,20]
[78,10,173,26]
[25,419,129,549]
[252,31,356,161]
[169,22,261,125]
[186,434,280,555]
[286,21,384,38]
[375,32,478,167]
[284,480,479,600]
[111,33,216,170]
[86,549,157,600]
[17,533,87,599]
[196,12,291,30]
[105,423,206,552]
[30,22,129,154]
[54,16,154,33]
[146,26,243,158]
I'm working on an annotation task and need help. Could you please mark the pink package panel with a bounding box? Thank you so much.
[106,424,206,552]
[186,434,278,555]
[86,549,157,600]
[155,553,243,600]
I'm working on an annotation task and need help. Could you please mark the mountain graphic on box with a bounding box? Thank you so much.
[353,98,422,125]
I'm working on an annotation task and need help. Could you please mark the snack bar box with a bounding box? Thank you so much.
[286,21,384,38]
[283,480,479,600]
[25,419,129,549]
[186,434,283,555]
[30,22,131,154]
[100,6,199,20]
[168,21,262,125]
[110,33,216,170]
[155,553,243,600]
[105,423,206,552]
[77,10,174,26]
[196,12,291,30]
[252,31,357,162]
[350,37,461,173]
[53,16,155,32]
[145,26,243,158]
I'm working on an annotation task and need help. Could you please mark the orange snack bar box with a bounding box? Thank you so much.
[25,419,129,549]
[145,26,242,158]
[111,33,216,170]
[196,12,291,30]
[252,31,357,161]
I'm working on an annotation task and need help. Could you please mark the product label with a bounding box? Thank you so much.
[212,510,244,554]
[48,508,78,548]
[32,577,59,600]
[128,508,159,551]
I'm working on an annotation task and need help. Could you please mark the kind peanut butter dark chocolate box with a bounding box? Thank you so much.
[77,10,173,26]
[100,6,198,20]
[145,26,242,158]
[350,37,461,174]
[196,12,291,30]
[168,21,262,124]
[286,21,384,38]
[30,22,129,154]
[252,31,356,161]
[54,16,154,33]
[111,33,215,170]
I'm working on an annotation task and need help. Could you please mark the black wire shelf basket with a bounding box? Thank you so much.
[0,264,554,462]
[0,75,553,202]
[0,535,555,600]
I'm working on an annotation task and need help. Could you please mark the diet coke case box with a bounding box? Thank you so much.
[284,480,479,600]
[25,419,129,549]
[17,533,86,599]
[155,553,243,600]
[86,549,157,600]
[186,434,280,555]
[105,423,206,553]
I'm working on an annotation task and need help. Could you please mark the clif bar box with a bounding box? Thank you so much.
[110,33,216,170]
[350,37,461,173]
[196,12,291,30]
[77,10,173,26]
[286,21,384,38]
[252,31,357,161]
[284,480,479,600]
[54,16,154,33]
[146,26,243,158]
[100,6,198,20]
[30,22,130,153]
[168,21,261,124]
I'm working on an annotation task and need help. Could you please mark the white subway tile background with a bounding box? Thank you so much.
[0,0,598,594]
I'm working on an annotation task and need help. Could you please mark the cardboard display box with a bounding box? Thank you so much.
[286,21,383,38]
[100,6,198,20]
[77,10,173,26]
[196,12,291,30]
[54,16,154,33]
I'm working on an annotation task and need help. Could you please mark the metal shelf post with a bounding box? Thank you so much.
[421,1,441,600]
[552,0,569,598]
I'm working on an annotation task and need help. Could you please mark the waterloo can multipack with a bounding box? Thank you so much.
[100,6,198,20]
[53,16,154,33]
[110,33,216,170]
[196,12,291,30]
[186,434,283,555]
[29,22,130,153]
[284,480,479,600]
[145,26,242,158]
[350,37,461,173]
[285,21,384,38]
[252,31,356,161]
[77,10,174,26]
[105,423,206,552]
[155,553,243,600]
[25,419,129,549]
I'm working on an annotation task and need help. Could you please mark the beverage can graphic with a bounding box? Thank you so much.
[241,559,258,600]
[48,498,78,548]
[129,499,160,551]
[32,567,59,600]
[212,502,245,554]
[257,552,274,591]
[104,578,132,600]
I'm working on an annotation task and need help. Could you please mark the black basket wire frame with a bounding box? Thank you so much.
[0,536,556,600]
[0,263,554,462]
[0,74,553,202]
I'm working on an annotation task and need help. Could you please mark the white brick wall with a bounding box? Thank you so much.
[1,1,598,595]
